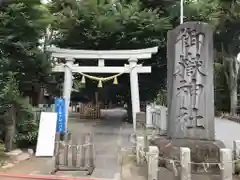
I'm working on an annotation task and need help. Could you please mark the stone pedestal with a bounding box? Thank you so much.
[151,137,225,173]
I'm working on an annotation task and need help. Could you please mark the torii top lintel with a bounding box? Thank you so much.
[47,46,158,60]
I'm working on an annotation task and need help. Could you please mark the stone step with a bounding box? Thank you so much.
[5,149,32,163]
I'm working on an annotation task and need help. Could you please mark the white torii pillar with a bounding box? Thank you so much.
[63,58,74,131]
[129,58,140,130]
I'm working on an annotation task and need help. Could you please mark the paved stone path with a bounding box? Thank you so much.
[48,108,132,179]
[215,117,240,149]
[90,109,132,178]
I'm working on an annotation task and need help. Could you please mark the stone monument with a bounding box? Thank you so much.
[151,22,225,173]
[167,21,214,140]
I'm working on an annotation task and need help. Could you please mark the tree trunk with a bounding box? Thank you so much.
[229,57,239,116]
[4,105,17,152]
[95,91,99,105]
[38,86,45,105]
[230,87,238,115]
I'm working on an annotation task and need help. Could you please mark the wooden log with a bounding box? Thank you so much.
[79,135,86,167]
[63,133,69,166]
[72,137,77,167]
[53,133,61,173]
[85,133,94,174]
[85,133,94,168]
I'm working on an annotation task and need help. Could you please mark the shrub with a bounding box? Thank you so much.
[14,98,39,149]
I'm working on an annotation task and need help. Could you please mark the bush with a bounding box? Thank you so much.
[15,117,39,149]
[14,99,39,149]
[0,97,40,150]
[0,141,6,166]
[0,142,4,154]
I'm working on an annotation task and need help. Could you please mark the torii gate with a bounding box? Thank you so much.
[48,47,158,132]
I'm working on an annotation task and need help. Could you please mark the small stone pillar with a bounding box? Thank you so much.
[159,106,167,132]
[146,104,153,128]
[233,140,240,173]
[136,112,148,154]
[136,112,146,134]
[180,147,191,180]
[233,140,240,159]
[147,146,159,180]
[136,136,144,164]
[136,112,146,126]
[220,148,232,180]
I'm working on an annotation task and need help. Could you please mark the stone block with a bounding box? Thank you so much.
[151,137,225,173]
[180,147,191,180]
[28,148,34,155]
[136,136,145,164]
[5,149,22,156]
[5,149,31,163]
[1,162,14,169]
[147,146,159,180]
[220,148,232,180]
[136,112,146,129]
[15,152,30,162]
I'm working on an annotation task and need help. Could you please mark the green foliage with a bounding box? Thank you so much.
[18,100,39,148]
[0,142,5,166]
[0,0,53,88]
[0,72,20,114]
[15,116,39,148]
[0,74,39,148]
[214,61,230,111]
[183,0,223,26]
[0,0,53,149]
[49,0,172,102]
[155,90,167,106]
[50,0,171,49]
[73,79,85,92]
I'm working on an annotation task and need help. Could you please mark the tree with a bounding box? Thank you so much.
[215,1,240,114]
[0,0,52,151]
[184,0,240,114]
[48,0,172,114]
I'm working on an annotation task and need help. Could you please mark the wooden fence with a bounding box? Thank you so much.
[52,132,95,175]
[79,103,101,120]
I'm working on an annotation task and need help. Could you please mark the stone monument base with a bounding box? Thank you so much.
[150,136,225,173]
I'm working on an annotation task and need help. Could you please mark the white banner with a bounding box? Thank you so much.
[35,112,57,157]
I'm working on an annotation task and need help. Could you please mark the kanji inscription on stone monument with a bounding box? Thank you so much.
[175,28,206,129]
[167,22,214,140]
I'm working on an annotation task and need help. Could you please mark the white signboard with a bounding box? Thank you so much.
[35,112,57,157]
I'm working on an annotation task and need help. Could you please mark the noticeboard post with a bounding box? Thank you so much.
[55,98,66,133]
